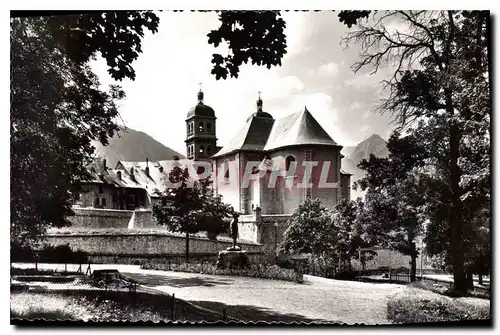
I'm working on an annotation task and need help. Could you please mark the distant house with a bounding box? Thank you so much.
[76,157,190,210]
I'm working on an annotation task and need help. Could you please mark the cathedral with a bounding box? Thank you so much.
[77,88,352,216]
[186,89,352,215]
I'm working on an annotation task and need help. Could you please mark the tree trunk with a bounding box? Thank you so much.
[445,85,467,294]
[185,232,190,263]
[465,267,474,290]
[410,244,417,282]
[408,227,417,282]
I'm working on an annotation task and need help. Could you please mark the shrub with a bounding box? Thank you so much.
[38,244,89,264]
[141,261,303,283]
[11,243,36,263]
[387,289,490,324]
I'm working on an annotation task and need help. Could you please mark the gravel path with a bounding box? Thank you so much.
[12,263,406,324]
[120,269,406,324]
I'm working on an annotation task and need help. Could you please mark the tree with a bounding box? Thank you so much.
[207,11,490,294]
[357,132,429,281]
[10,12,160,248]
[207,10,369,79]
[343,11,490,293]
[279,198,338,275]
[330,198,374,272]
[152,164,234,262]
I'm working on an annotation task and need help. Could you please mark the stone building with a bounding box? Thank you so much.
[208,94,352,215]
[67,89,353,263]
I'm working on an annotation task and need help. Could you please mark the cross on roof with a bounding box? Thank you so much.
[258,91,261,99]
[199,82,203,91]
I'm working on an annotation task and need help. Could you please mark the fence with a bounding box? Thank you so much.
[10,262,231,322]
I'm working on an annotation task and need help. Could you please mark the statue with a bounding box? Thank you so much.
[230,212,240,249]
[216,211,250,269]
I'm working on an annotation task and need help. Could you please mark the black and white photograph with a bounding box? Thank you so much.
[9,4,492,326]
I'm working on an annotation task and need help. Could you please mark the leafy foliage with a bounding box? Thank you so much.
[280,197,377,275]
[343,10,490,293]
[207,10,371,80]
[337,10,371,28]
[279,198,337,257]
[208,11,287,80]
[10,12,159,248]
[152,164,234,259]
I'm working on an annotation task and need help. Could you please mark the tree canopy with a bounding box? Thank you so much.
[223,10,490,293]
[152,164,234,261]
[10,12,160,247]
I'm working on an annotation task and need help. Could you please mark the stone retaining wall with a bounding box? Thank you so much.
[45,229,263,263]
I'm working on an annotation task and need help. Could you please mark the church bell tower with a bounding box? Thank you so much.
[185,86,217,162]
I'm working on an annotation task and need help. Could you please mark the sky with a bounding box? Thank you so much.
[90,11,395,156]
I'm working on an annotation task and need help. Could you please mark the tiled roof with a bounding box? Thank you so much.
[213,106,341,158]
[87,158,199,197]
[263,107,339,151]
[212,115,275,158]
[187,102,216,119]
[117,159,193,196]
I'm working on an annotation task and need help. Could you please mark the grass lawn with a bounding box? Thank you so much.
[387,287,490,324]
[11,288,227,323]
[409,280,490,300]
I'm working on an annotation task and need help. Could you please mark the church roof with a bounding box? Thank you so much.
[186,102,216,119]
[263,107,339,151]
[212,115,275,158]
[186,90,216,119]
[213,107,340,158]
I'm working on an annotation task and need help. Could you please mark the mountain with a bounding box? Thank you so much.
[341,134,389,199]
[92,127,185,168]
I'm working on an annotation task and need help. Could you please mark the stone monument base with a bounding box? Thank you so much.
[216,247,250,269]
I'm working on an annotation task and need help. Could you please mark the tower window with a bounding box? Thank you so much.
[199,121,204,132]
[191,122,194,134]
[207,123,212,133]
[285,155,296,177]
[187,123,190,135]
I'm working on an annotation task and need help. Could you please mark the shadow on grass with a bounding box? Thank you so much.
[121,272,234,288]
[189,300,330,324]
[408,281,490,300]
[11,288,226,323]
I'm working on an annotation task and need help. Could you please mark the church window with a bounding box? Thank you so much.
[207,122,212,133]
[200,145,205,154]
[187,123,190,135]
[285,155,296,177]
[223,160,230,180]
[199,121,204,132]
[101,197,107,207]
